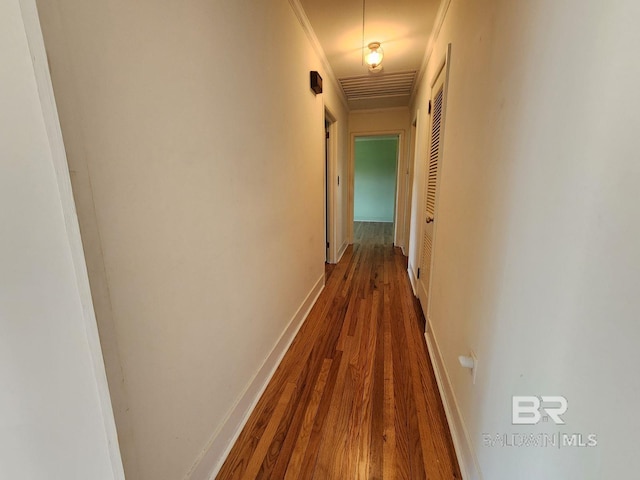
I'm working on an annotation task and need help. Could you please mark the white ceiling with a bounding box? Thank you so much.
[299,0,440,110]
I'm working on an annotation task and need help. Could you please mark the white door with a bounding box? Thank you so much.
[418,66,447,310]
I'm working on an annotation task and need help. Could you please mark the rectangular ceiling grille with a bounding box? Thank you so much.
[339,71,417,101]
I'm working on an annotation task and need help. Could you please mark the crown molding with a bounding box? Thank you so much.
[288,0,349,110]
[410,0,453,107]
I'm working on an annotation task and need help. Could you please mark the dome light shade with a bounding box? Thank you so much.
[365,42,384,69]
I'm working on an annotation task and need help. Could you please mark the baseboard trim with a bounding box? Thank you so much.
[335,241,348,264]
[407,264,418,296]
[353,218,394,223]
[184,273,326,480]
[417,275,429,308]
[424,325,482,480]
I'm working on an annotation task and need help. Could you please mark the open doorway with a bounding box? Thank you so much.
[353,135,399,243]
[403,117,418,256]
[324,109,337,263]
[325,118,330,262]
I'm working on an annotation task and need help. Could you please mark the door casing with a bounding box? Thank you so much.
[417,44,452,330]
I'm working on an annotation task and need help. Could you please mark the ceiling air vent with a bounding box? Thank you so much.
[338,70,417,101]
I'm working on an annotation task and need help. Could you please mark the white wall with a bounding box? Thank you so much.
[349,107,411,247]
[35,0,348,479]
[0,1,123,478]
[409,0,640,478]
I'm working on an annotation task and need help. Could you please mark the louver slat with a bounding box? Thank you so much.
[426,86,444,217]
[339,71,417,101]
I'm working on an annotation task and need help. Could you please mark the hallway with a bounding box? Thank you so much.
[217,222,461,479]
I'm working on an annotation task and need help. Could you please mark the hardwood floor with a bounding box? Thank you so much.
[217,222,461,479]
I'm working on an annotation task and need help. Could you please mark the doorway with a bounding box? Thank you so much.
[324,109,337,263]
[417,52,450,315]
[325,118,330,262]
[403,118,418,256]
[353,135,399,238]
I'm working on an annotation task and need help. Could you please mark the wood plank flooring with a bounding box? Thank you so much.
[217,222,461,479]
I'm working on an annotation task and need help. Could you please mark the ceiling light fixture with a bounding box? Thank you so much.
[365,42,384,71]
[361,0,384,73]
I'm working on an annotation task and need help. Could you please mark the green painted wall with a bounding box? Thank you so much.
[354,137,398,222]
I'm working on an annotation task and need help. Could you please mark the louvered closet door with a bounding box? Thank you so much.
[419,67,446,307]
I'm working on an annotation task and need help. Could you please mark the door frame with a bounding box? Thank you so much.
[403,116,419,257]
[418,44,452,327]
[348,129,406,246]
[324,107,338,263]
